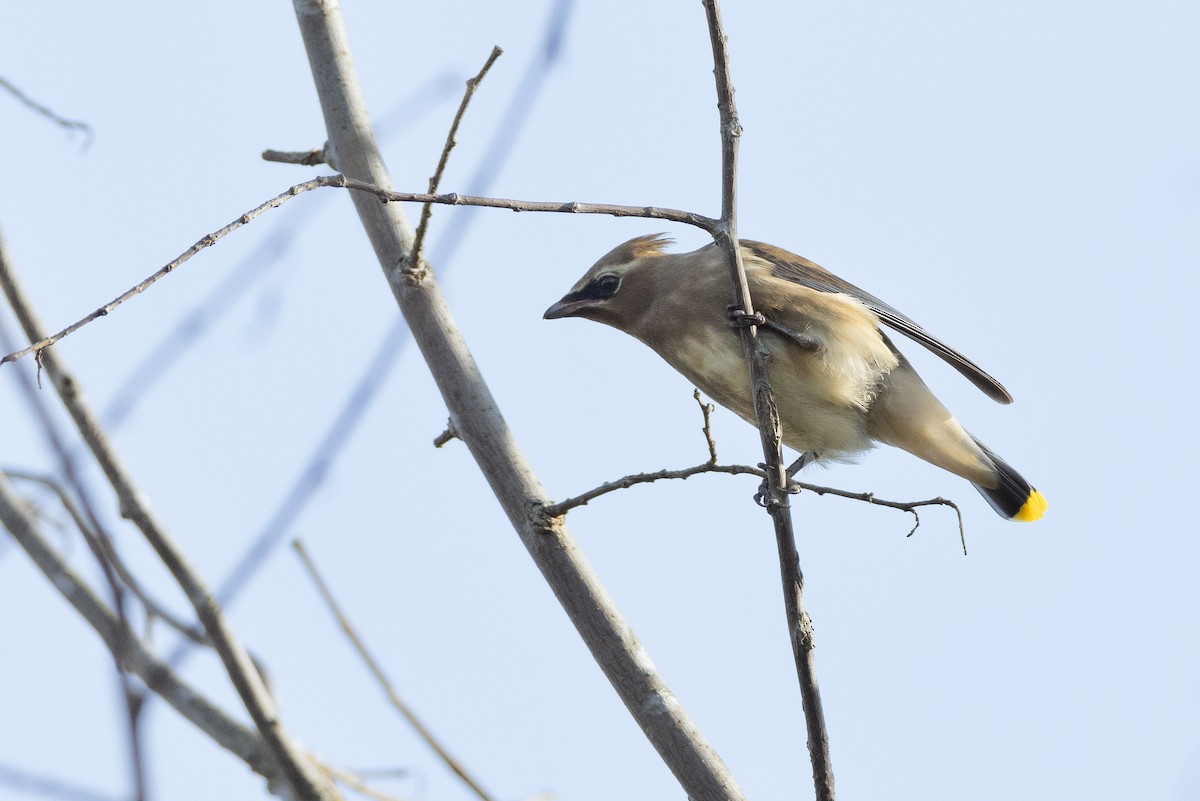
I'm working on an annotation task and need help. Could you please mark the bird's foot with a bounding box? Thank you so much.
[726,304,766,329]
[786,451,818,479]
[754,462,805,508]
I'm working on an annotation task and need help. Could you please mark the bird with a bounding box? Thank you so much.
[544,234,1046,521]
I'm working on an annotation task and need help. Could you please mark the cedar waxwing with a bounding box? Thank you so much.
[544,235,1046,522]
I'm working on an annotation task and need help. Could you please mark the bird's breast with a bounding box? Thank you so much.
[644,322,880,457]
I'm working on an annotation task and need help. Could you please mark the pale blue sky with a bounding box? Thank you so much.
[2,2,1198,800]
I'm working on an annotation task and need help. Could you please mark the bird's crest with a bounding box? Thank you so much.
[595,233,674,269]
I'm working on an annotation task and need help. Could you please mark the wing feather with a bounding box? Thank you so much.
[742,240,1013,404]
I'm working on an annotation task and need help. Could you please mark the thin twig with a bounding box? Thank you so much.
[0,76,93,146]
[0,174,717,366]
[0,233,336,800]
[0,176,334,365]
[263,146,330,166]
[167,9,572,679]
[545,462,764,517]
[0,277,147,801]
[544,450,963,540]
[789,481,965,548]
[321,764,415,801]
[408,46,503,277]
[105,76,460,435]
[700,2,836,798]
[540,387,751,514]
[0,475,279,782]
[292,541,498,801]
[341,178,717,228]
[0,758,120,801]
[170,37,562,663]
[693,389,719,465]
[2,469,208,645]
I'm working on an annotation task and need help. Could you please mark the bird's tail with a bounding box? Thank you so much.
[971,438,1046,522]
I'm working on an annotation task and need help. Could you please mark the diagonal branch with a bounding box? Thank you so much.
[320,765,415,801]
[291,1,745,798]
[1,469,208,646]
[0,175,716,366]
[293,541,498,801]
[0,177,337,365]
[183,24,571,656]
[0,282,148,801]
[0,474,278,784]
[0,232,338,801]
[0,76,93,145]
[0,758,120,801]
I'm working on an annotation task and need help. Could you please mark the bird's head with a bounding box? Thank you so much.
[543,234,674,330]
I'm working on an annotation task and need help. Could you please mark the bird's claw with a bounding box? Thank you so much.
[727,304,766,329]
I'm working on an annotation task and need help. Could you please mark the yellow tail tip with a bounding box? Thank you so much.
[1013,490,1047,522]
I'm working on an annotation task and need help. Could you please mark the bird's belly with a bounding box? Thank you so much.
[661,330,873,458]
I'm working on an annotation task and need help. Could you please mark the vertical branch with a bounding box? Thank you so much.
[0,474,280,783]
[290,1,746,799]
[700,2,836,799]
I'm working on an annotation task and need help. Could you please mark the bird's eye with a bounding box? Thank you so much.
[594,274,620,297]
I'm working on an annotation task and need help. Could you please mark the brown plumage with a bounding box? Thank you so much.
[544,235,1046,521]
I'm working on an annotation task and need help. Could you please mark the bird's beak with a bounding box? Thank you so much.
[543,296,590,320]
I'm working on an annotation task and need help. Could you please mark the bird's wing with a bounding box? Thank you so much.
[742,240,1013,404]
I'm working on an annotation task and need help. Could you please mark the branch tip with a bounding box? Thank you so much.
[433,420,459,448]
[410,45,505,271]
[262,146,329,167]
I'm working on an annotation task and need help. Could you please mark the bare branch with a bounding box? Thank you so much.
[409,46,503,277]
[0,475,279,785]
[263,146,330,166]
[293,541,498,801]
[545,389,749,516]
[0,292,147,800]
[545,462,763,517]
[432,418,459,448]
[291,2,745,798]
[321,765,415,801]
[176,40,564,653]
[542,393,963,538]
[104,77,461,434]
[0,758,119,801]
[700,3,835,797]
[0,234,338,801]
[789,481,966,549]
[0,76,93,146]
[341,180,717,228]
[0,176,335,365]
[2,469,208,645]
[0,174,715,366]
[693,389,719,465]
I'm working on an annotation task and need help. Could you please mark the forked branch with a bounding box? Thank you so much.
[546,390,963,544]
